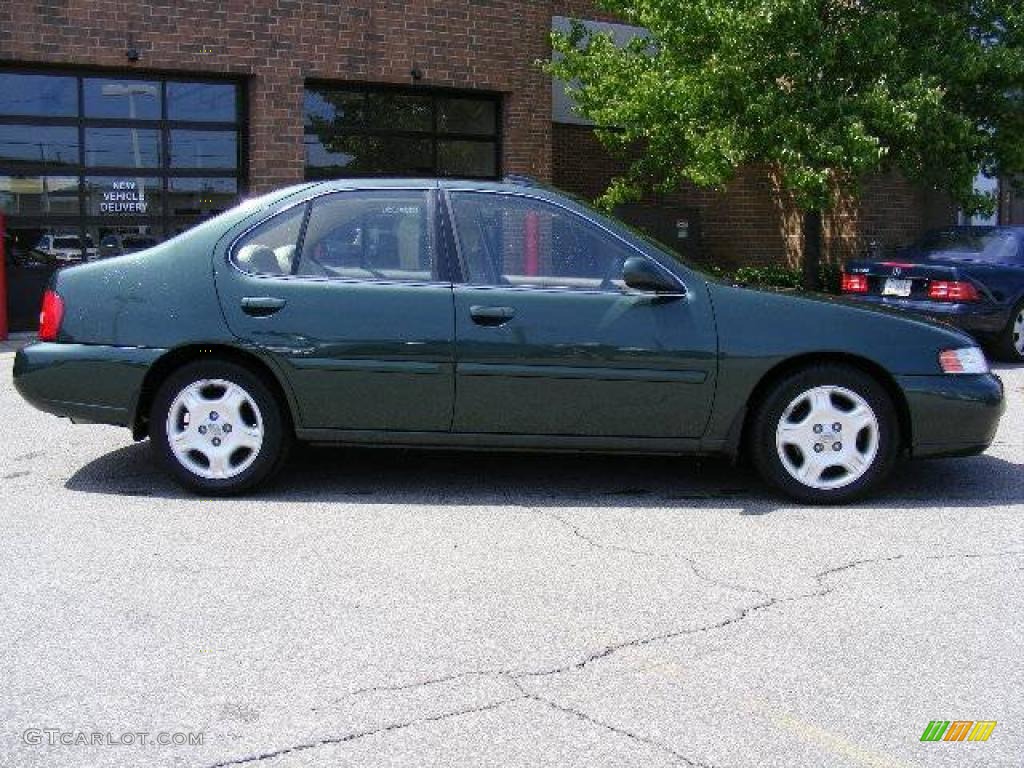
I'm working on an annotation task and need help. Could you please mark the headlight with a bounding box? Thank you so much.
[938,347,989,374]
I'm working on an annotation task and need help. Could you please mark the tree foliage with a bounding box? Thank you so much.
[548,0,1024,215]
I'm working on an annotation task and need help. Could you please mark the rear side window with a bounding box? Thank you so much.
[295,191,434,281]
[232,205,305,275]
[448,192,635,290]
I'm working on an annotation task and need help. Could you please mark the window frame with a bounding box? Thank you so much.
[442,188,677,295]
[228,187,448,287]
[303,82,502,181]
[0,65,246,248]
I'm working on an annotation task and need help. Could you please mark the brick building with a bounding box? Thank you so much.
[0,0,992,330]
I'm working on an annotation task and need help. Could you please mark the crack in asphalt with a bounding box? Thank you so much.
[210,548,1023,767]
[507,675,714,768]
[540,509,768,597]
[205,696,525,767]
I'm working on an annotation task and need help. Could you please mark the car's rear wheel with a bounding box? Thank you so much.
[750,365,900,504]
[150,360,291,495]
[993,300,1024,363]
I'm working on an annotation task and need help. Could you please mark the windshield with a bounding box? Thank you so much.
[53,237,81,249]
[919,229,1020,263]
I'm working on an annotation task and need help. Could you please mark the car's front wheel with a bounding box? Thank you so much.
[750,365,900,504]
[150,360,291,495]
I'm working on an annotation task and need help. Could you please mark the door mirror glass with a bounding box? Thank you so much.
[622,256,684,294]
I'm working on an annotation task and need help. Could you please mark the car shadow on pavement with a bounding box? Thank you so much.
[64,440,1024,513]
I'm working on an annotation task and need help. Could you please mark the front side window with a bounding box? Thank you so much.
[448,192,635,290]
[296,191,433,281]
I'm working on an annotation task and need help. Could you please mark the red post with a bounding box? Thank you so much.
[524,211,539,276]
[0,212,8,341]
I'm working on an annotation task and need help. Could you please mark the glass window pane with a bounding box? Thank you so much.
[304,88,365,129]
[438,140,497,178]
[167,177,239,217]
[84,79,161,119]
[366,91,431,131]
[297,191,432,281]
[84,176,161,217]
[437,98,496,135]
[231,204,305,276]
[0,175,79,216]
[450,193,631,290]
[304,132,358,174]
[167,82,237,122]
[88,223,164,259]
[168,130,237,169]
[22,228,96,264]
[0,73,77,117]
[0,125,79,169]
[306,133,432,176]
[85,127,161,168]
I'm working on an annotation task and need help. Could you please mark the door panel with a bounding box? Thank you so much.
[453,287,715,436]
[215,189,455,432]
[446,190,716,438]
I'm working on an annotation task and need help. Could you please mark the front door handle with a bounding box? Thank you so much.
[469,305,516,326]
[241,296,287,317]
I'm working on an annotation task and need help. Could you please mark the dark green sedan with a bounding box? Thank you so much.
[13,178,1005,503]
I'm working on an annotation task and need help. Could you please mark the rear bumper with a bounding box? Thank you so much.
[846,295,1009,335]
[896,373,1005,458]
[13,342,164,427]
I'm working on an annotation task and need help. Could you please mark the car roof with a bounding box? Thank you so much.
[304,176,548,194]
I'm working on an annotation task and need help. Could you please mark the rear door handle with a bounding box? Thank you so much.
[241,296,287,317]
[469,305,516,326]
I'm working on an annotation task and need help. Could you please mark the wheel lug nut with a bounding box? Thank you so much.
[833,442,842,451]
[210,412,219,421]
[814,443,824,453]
[198,425,207,435]
[813,424,823,434]
[212,437,221,447]
[223,424,232,434]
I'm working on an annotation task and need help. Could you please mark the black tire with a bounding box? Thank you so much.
[749,364,900,504]
[992,300,1024,363]
[149,359,292,495]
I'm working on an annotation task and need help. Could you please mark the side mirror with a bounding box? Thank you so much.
[622,256,685,295]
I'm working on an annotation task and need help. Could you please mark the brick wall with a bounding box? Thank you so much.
[553,123,955,269]
[0,0,553,192]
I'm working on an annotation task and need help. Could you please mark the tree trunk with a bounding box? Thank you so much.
[802,209,822,291]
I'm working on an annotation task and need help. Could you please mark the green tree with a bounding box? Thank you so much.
[548,1,1024,288]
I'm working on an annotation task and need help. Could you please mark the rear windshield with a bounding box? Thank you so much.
[919,230,1020,263]
[53,237,81,249]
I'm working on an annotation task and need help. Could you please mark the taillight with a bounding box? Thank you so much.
[928,280,979,302]
[841,272,869,293]
[38,289,64,341]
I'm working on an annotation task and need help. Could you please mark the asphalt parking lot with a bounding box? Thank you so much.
[1,342,1022,768]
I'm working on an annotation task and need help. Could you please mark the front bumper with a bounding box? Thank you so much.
[13,342,164,427]
[896,373,1005,458]
[846,295,1009,336]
